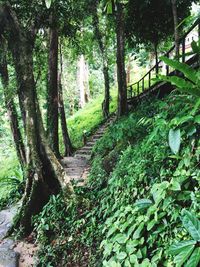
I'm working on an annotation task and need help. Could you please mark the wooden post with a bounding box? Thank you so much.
[166,52,169,75]
[142,79,144,92]
[137,82,139,95]
[182,39,185,63]
[148,72,151,88]
[130,86,133,98]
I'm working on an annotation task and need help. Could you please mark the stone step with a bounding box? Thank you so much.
[76,149,92,155]
[86,142,96,146]
[75,154,91,160]
[81,146,93,150]
[92,136,101,141]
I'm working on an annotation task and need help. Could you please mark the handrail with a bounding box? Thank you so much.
[127,18,200,99]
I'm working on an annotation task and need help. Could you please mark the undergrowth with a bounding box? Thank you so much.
[35,92,200,266]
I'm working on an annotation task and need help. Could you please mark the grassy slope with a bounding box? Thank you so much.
[66,89,117,149]
[35,92,200,266]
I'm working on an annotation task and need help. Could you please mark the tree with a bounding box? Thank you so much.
[171,0,179,59]
[0,2,73,234]
[126,0,194,70]
[47,14,60,157]
[116,1,128,116]
[58,41,73,156]
[92,0,110,118]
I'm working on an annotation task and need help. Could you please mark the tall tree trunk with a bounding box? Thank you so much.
[116,2,127,117]
[78,55,89,108]
[0,4,73,235]
[92,0,110,118]
[102,65,110,118]
[58,42,73,156]
[0,36,26,170]
[47,21,60,157]
[171,0,179,59]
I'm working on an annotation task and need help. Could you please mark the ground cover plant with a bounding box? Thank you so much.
[34,90,200,266]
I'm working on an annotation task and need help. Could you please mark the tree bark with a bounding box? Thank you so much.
[58,42,73,156]
[78,55,89,108]
[92,0,110,118]
[171,0,179,59]
[0,3,73,235]
[0,36,26,170]
[47,20,60,157]
[116,2,127,117]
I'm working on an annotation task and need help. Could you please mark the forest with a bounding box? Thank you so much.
[0,0,200,266]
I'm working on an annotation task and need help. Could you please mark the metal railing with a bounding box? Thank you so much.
[127,18,200,99]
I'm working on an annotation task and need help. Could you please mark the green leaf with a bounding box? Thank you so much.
[182,210,200,241]
[126,240,137,254]
[159,75,200,97]
[160,56,197,83]
[169,129,181,154]
[185,247,200,267]
[191,40,200,55]
[174,244,195,267]
[194,115,200,124]
[169,240,196,256]
[45,0,52,8]
[114,233,128,244]
[106,1,113,14]
[129,254,138,264]
[134,199,152,210]
[147,219,156,231]
[132,223,144,239]
[170,178,181,191]
[117,251,127,260]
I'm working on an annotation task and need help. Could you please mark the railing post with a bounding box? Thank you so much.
[182,39,185,63]
[166,52,169,76]
[130,85,133,98]
[137,82,139,95]
[142,79,144,92]
[148,72,151,88]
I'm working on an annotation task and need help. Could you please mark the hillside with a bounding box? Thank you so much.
[34,91,200,266]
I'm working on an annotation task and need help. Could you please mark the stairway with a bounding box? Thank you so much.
[61,114,116,185]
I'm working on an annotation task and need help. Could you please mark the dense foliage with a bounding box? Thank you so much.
[34,91,200,266]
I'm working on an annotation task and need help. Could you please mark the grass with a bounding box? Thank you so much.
[66,89,117,149]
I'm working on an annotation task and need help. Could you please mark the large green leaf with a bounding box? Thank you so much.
[182,210,200,241]
[159,75,200,97]
[174,244,195,267]
[45,0,52,8]
[169,129,181,154]
[114,233,128,244]
[184,247,200,267]
[168,240,196,255]
[117,251,127,260]
[160,56,197,83]
[134,199,152,210]
[126,240,137,254]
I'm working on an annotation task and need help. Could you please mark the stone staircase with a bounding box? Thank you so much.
[61,114,116,185]
[0,114,116,266]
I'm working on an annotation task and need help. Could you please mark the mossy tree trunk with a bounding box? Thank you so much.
[58,42,73,156]
[0,3,73,235]
[47,17,60,158]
